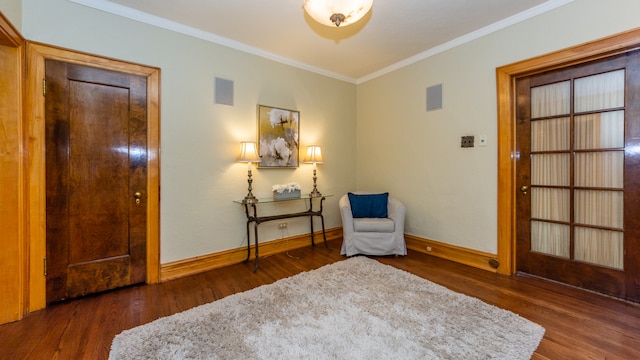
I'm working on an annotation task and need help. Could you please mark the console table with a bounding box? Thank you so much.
[234,195,331,271]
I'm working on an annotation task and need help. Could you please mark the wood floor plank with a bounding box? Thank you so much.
[0,239,639,359]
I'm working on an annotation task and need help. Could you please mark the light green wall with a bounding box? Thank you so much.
[1,0,21,29]
[4,0,640,262]
[10,0,357,263]
[357,0,640,253]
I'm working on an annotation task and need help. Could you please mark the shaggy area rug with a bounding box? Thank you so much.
[109,257,544,359]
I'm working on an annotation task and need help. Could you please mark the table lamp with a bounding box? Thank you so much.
[237,141,261,204]
[303,145,324,197]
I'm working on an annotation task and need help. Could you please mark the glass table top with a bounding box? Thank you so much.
[233,194,332,204]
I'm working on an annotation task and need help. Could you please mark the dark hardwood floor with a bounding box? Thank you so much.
[1,239,639,359]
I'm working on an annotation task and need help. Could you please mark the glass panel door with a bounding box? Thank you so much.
[515,52,640,301]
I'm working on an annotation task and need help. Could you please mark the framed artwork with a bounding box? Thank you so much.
[257,105,300,168]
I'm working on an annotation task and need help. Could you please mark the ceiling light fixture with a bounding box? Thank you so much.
[303,0,373,27]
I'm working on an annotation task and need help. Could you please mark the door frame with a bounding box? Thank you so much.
[25,42,160,312]
[0,12,25,324]
[496,27,640,275]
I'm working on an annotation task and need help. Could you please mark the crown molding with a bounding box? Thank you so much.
[68,0,358,83]
[69,0,574,85]
[356,0,575,84]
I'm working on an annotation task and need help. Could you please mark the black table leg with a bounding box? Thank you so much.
[253,221,259,272]
[319,214,330,249]
[310,214,316,247]
[244,220,251,263]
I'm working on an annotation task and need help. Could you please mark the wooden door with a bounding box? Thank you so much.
[45,60,148,303]
[515,52,640,302]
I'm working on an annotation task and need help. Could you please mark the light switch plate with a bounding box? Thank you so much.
[461,136,474,148]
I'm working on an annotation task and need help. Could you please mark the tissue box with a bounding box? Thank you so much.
[273,189,301,200]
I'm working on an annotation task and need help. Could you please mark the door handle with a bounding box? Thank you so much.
[520,186,528,195]
[134,191,142,205]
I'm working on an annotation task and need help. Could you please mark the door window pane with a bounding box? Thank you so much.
[575,227,623,269]
[575,151,623,188]
[531,188,570,222]
[575,111,624,150]
[531,154,570,186]
[531,117,570,151]
[531,220,570,258]
[531,81,570,118]
[574,70,624,112]
[574,190,623,229]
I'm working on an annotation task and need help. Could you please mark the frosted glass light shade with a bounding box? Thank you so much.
[303,0,373,27]
[303,145,324,163]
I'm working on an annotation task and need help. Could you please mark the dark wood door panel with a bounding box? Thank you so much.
[45,60,71,303]
[68,81,130,264]
[45,60,147,303]
[623,51,640,301]
[66,256,130,298]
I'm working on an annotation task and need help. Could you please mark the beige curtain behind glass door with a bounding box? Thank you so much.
[530,70,624,269]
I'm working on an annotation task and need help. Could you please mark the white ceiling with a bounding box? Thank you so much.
[72,0,572,83]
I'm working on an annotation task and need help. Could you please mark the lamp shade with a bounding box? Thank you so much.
[303,145,324,164]
[303,0,373,27]
[237,141,260,163]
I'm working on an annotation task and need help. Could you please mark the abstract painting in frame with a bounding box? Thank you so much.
[257,105,300,168]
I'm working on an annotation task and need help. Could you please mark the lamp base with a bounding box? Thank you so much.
[242,194,258,204]
[243,168,258,204]
[309,189,322,198]
[309,168,321,197]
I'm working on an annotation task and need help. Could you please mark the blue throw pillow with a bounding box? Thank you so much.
[348,192,389,218]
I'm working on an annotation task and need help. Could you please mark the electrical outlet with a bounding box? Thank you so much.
[461,136,474,148]
[278,222,288,229]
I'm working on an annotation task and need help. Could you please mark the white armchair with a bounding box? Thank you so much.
[339,193,407,257]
